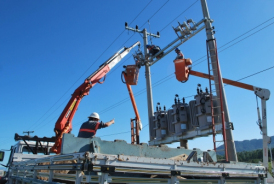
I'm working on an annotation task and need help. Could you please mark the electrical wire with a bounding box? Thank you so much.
[33,7,274,133]
[74,0,202,122]
[192,19,274,67]
[32,1,197,132]
[30,97,70,130]
[218,16,274,50]
[218,21,274,53]
[140,0,170,28]
[28,1,154,131]
[130,0,153,25]
[122,0,170,46]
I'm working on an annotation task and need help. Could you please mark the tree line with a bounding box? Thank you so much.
[218,148,274,163]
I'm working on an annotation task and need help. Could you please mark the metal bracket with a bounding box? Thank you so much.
[101,166,115,173]
[186,151,197,162]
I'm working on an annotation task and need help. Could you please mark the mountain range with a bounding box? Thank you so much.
[217,136,274,155]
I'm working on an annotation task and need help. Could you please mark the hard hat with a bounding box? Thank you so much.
[175,48,180,51]
[146,45,150,48]
[88,112,100,119]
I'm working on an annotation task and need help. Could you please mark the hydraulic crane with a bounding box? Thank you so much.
[174,58,271,169]
[50,41,140,153]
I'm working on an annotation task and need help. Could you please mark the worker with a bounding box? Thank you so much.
[78,112,115,138]
[146,45,163,59]
[175,48,184,60]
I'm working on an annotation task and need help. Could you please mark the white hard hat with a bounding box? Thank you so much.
[88,112,100,119]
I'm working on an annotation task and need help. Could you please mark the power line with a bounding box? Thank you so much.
[218,16,274,50]
[122,0,170,47]
[192,19,274,67]
[28,1,154,131]
[31,97,70,130]
[34,1,174,131]
[36,17,274,132]
[226,66,274,84]
[103,1,199,76]
[218,21,274,53]
[32,6,274,132]
[140,0,170,28]
[130,0,153,25]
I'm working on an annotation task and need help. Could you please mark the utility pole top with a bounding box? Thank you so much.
[23,131,34,137]
[125,22,160,38]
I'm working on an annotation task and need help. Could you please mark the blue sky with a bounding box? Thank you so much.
[1,1,274,165]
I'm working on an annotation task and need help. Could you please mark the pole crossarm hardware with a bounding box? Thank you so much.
[125,22,160,39]
[23,131,34,136]
[150,18,207,66]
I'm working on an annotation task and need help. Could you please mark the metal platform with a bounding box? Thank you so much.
[9,150,270,184]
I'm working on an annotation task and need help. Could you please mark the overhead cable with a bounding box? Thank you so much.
[193,19,274,67]
[29,1,153,130]
[140,0,170,28]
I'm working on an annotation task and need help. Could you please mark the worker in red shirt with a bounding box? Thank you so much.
[175,48,184,59]
[78,112,114,138]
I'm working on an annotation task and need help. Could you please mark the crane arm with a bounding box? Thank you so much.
[51,41,140,153]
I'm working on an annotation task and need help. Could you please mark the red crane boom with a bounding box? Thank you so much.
[51,42,140,153]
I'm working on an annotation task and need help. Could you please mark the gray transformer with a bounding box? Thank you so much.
[150,88,221,145]
[169,102,189,136]
[153,109,169,140]
[191,91,221,130]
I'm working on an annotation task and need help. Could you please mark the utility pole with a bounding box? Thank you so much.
[200,0,238,161]
[125,23,160,141]
[23,131,34,137]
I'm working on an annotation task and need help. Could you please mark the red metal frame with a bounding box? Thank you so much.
[131,118,140,144]
[189,70,254,91]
